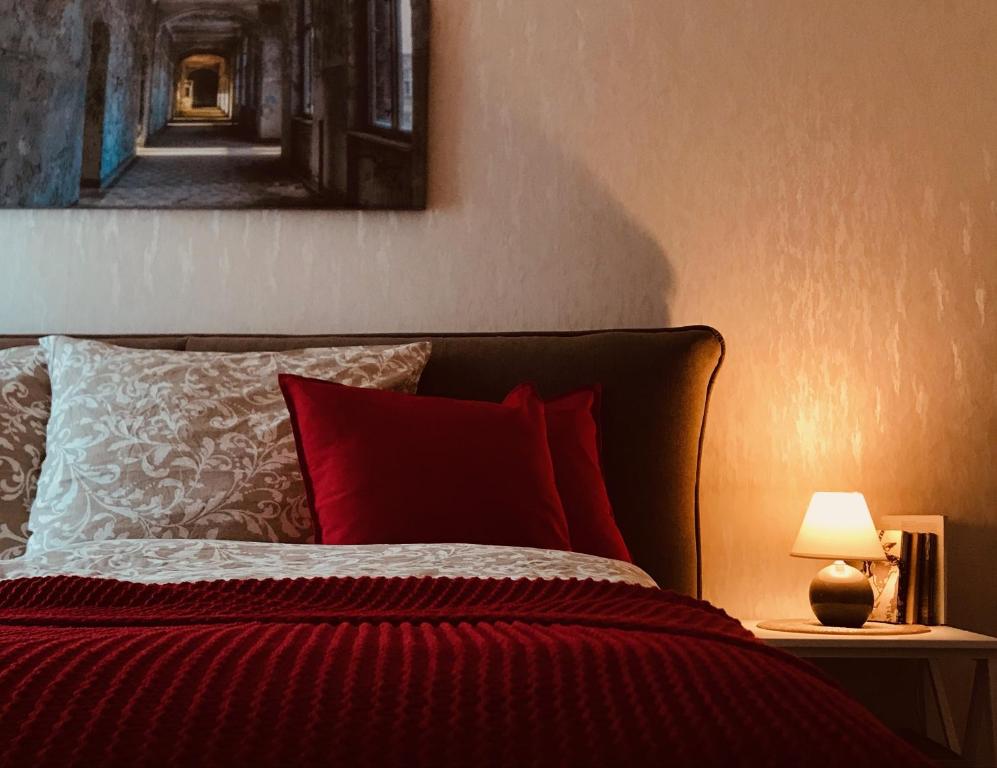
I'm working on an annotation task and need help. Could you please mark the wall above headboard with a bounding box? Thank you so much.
[1,0,994,637]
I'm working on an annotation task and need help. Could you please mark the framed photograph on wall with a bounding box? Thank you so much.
[0,0,429,210]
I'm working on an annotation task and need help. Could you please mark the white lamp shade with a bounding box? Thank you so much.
[790,492,886,561]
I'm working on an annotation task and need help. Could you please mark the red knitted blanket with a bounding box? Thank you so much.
[0,575,929,768]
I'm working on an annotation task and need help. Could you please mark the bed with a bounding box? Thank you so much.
[0,329,930,767]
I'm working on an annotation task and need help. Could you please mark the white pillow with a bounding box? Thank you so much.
[28,336,431,554]
[0,345,50,559]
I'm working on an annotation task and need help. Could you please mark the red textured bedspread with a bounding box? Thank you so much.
[0,575,929,768]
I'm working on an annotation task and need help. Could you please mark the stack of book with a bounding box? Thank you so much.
[867,515,946,626]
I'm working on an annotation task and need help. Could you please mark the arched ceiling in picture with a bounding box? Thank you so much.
[154,1,265,56]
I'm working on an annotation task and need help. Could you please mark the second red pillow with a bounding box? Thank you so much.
[506,385,632,563]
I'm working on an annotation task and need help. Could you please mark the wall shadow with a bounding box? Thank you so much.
[416,2,674,329]
[457,115,676,329]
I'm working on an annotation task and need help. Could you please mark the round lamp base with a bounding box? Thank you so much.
[809,560,874,628]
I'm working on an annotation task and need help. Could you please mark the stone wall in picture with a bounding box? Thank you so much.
[0,0,154,207]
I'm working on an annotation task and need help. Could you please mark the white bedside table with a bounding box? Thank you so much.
[743,621,997,768]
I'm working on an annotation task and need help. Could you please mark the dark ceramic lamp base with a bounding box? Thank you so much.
[808,560,874,628]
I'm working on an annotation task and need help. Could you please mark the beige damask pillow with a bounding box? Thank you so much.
[27,336,432,554]
[0,346,50,559]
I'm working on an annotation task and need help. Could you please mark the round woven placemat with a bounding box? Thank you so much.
[757,619,931,636]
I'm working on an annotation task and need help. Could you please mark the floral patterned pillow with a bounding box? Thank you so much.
[27,336,432,554]
[0,346,50,559]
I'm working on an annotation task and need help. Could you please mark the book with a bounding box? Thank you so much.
[904,532,921,624]
[917,533,937,624]
[880,515,946,624]
[869,530,910,623]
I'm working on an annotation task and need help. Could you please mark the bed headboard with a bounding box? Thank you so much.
[0,327,724,597]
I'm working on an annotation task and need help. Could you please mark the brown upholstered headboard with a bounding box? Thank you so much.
[0,328,724,597]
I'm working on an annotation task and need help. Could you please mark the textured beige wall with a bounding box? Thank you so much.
[0,1,993,633]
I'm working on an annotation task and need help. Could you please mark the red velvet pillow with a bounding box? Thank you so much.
[506,385,632,563]
[279,375,571,551]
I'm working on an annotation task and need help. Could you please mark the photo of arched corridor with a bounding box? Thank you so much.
[0,0,428,210]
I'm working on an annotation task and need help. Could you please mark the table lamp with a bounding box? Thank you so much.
[791,492,886,628]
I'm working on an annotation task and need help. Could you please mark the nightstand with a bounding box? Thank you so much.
[743,621,997,768]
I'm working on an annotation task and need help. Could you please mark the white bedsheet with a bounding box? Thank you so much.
[0,539,657,587]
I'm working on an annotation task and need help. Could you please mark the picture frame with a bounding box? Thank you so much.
[0,0,429,210]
